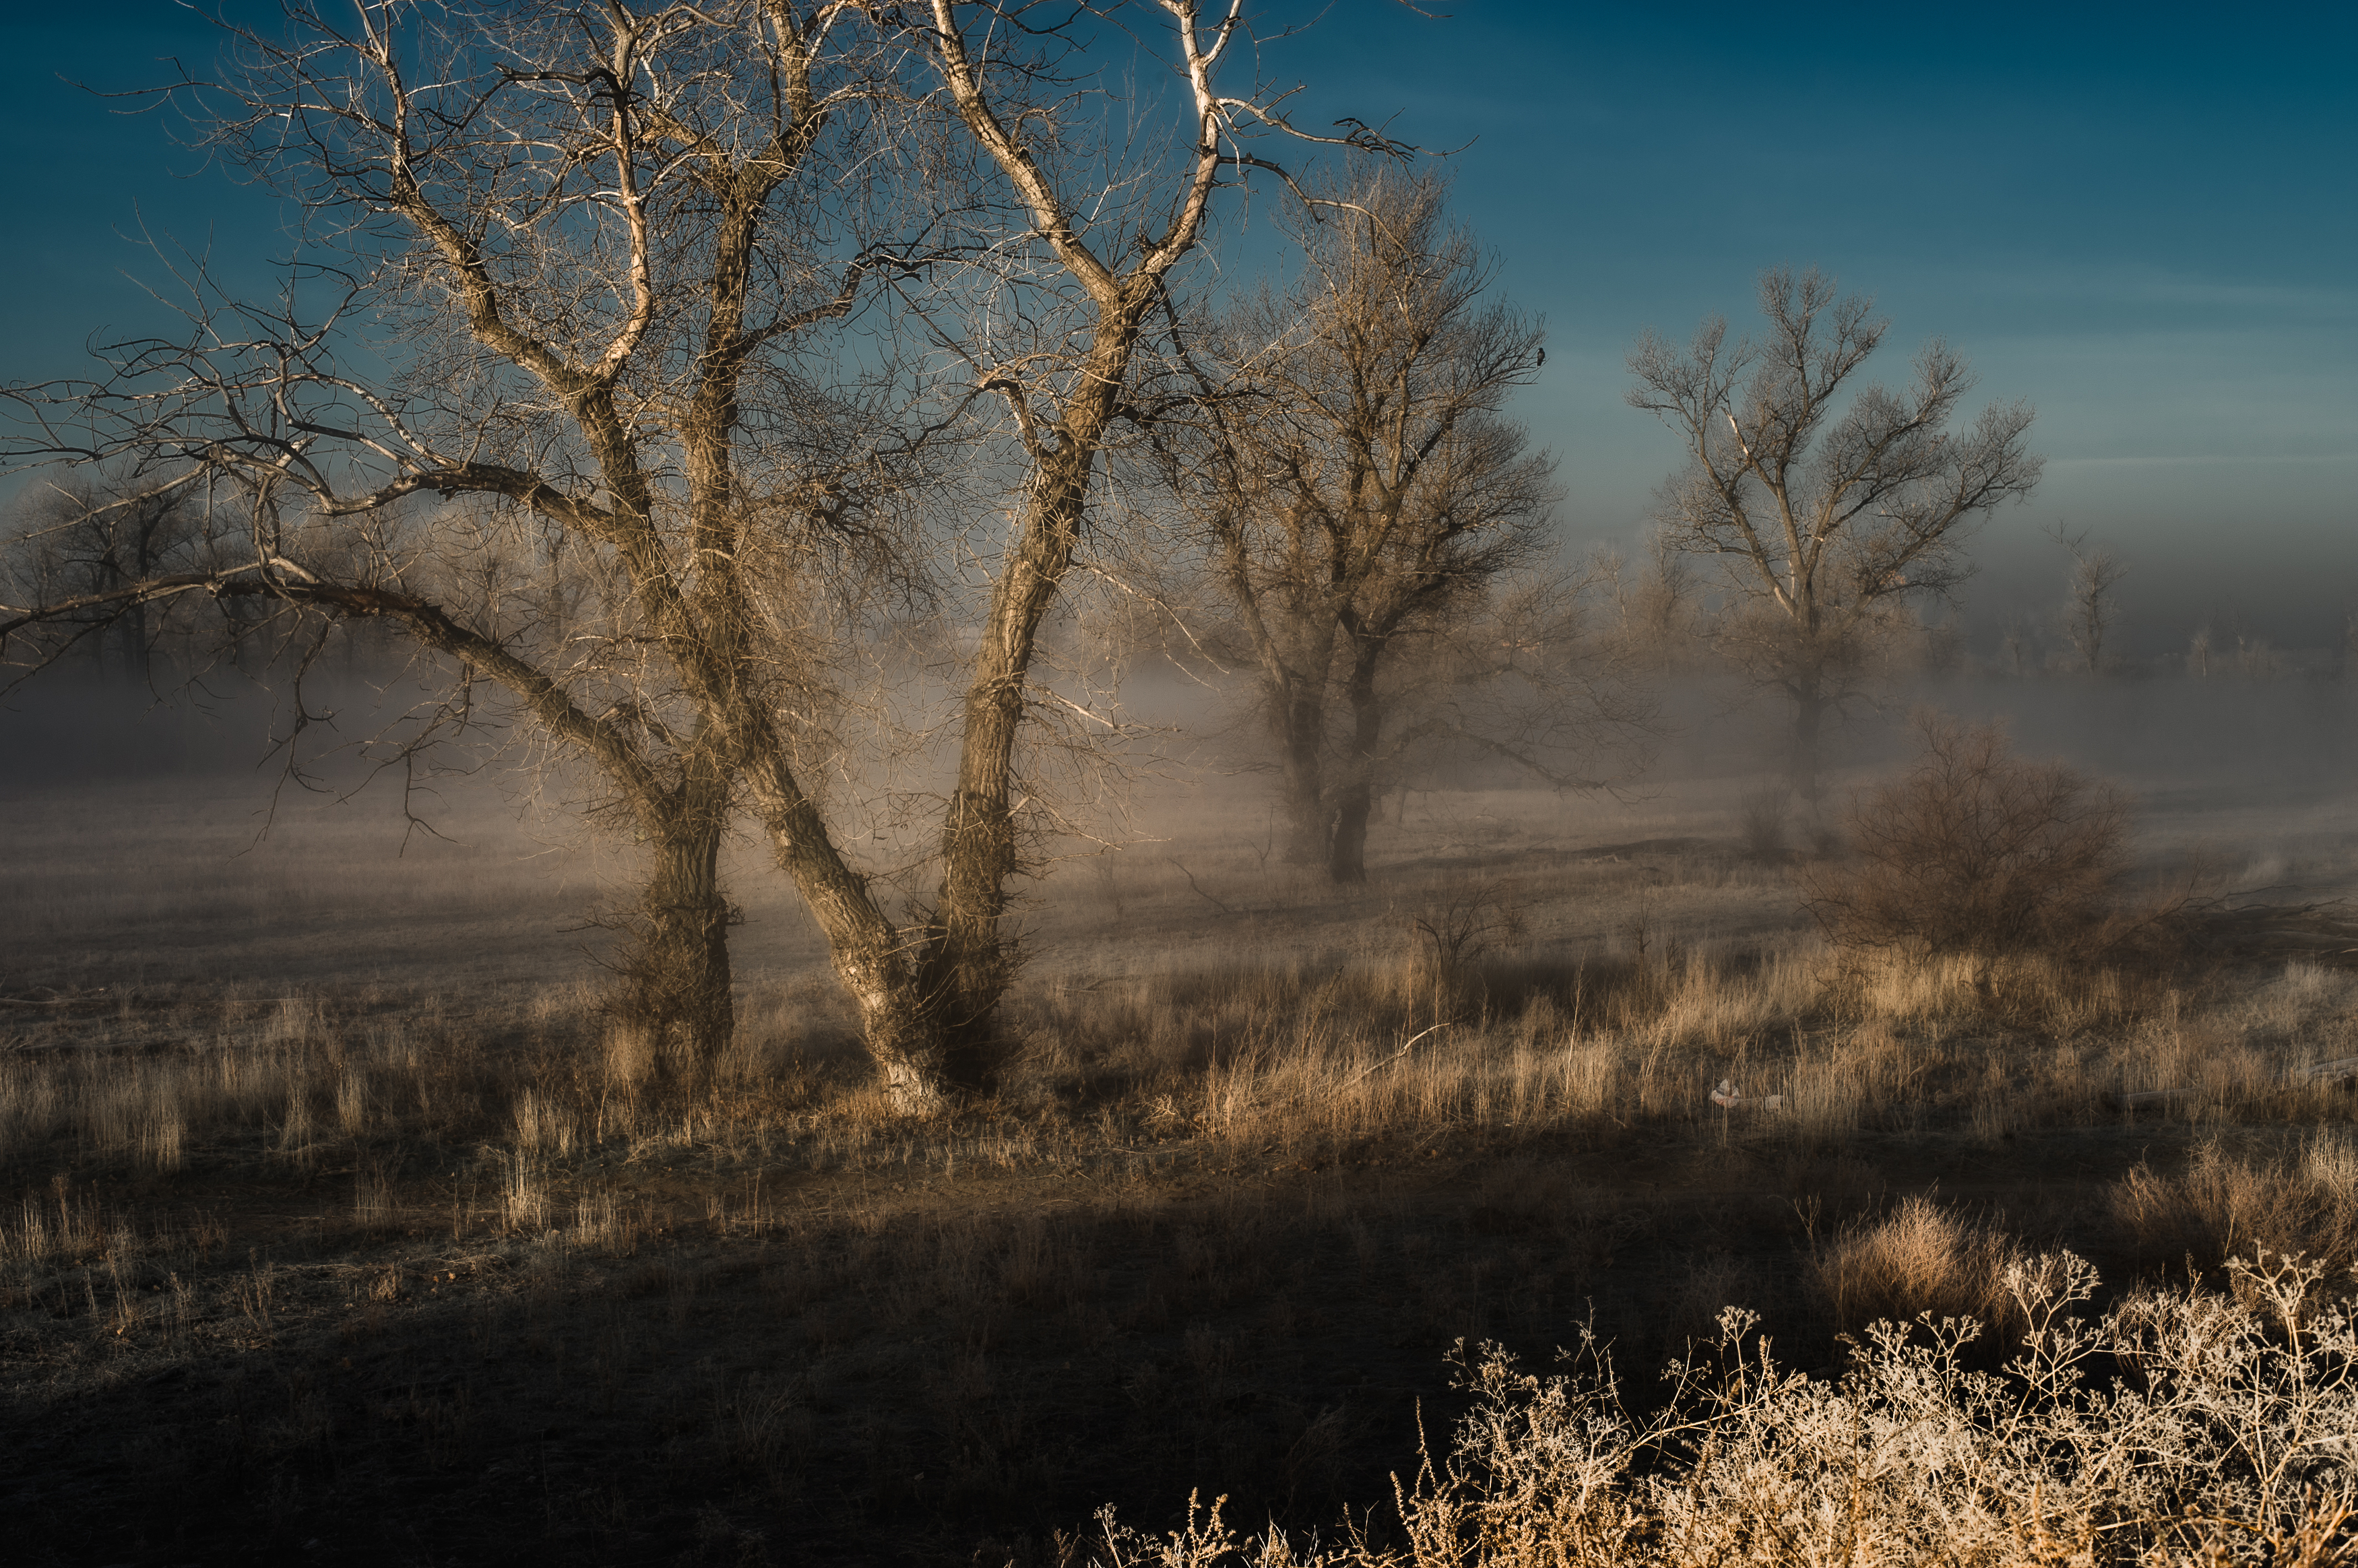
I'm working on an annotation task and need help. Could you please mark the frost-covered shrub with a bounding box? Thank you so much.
[1095,1251,2358,1567]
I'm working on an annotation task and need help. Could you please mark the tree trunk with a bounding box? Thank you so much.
[623,775,734,1082]
[930,367,1130,1086]
[118,599,152,687]
[1329,782,1373,884]
[1329,650,1386,884]
[750,756,958,1116]
[1790,679,1827,816]
[843,969,951,1116]
[1278,686,1331,865]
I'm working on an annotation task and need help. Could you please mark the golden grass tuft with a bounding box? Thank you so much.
[1809,1194,2032,1335]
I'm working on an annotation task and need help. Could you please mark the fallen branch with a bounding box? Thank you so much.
[2108,1055,2358,1108]
[0,989,110,1008]
[1338,1022,1459,1094]
[1165,858,1237,917]
[2292,1055,2358,1086]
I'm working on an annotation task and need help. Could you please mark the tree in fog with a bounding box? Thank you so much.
[3,1,1393,1111]
[1598,533,1705,674]
[2051,525,2126,675]
[1164,169,1597,882]
[4,469,214,685]
[1626,269,2043,804]
[3,1,932,1080]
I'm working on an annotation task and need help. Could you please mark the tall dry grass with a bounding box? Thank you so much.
[1809,1194,2035,1336]
[4,933,2344,1198]
[2113,1134,2358,1276]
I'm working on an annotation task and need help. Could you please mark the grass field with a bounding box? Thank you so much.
[5,691,2358,1565]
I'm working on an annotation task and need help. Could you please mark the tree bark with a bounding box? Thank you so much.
[1329,646,1386,884]
[625,771,734,1080]
[1277,687,1331,865]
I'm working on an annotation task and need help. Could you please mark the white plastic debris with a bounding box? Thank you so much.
[1711,1078,1785,1111]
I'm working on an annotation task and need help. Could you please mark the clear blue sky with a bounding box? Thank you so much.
[5,1,2353,655]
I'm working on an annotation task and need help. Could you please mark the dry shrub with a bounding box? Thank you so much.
[1095,1252,2358,1567]
[1810,1194,2031,1334]
[2111,1134,2358,1276]
[1802,713,2130,965]
[1407,880,1529,1000]
[1733,784,1791,864]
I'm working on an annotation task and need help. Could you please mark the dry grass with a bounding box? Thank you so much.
[4,766,2357,1561]
[0,931,2345,1206]
[1809,1194,2034,1336]
[2112,1133,2358,1278]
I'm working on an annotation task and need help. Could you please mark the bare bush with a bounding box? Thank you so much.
[1096,1251,2358,1567]
[1732,784,1791,863]
[1802,713,2130,965]
[1407,881,1529,998]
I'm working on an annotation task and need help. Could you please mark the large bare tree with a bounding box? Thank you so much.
[6,0,938,1084]
[1165,169,1582,881]
[1626,268,2043,803]
[5,0,1394,1111]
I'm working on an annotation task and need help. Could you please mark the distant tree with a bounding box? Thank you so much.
[1164,169,1617,882]
[1599,533,1705,674]
[1627,269,2043,806]
[2051,524,2127,675]
[4,469,213,685]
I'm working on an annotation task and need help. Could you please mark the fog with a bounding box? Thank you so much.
[7,646,2353,921]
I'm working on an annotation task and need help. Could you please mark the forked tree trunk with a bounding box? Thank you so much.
[750,761,957,1117]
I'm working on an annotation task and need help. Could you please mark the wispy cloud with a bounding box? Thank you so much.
[2047,454,2358,469]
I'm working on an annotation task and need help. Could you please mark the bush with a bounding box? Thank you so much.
[1095,1251,2358,1567]
[1733,785,1791,863]
[1802,713,2130,962]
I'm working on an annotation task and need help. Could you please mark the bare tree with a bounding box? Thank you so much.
[1162,168,1591,882]
[2049,524,2127,675]
[4,0,1392,1111]
[1598,533,1704,675]
[5,0,938,1085]
[1626,269,2043,804]
[823,2,1420,1080]
[4,468,217,686]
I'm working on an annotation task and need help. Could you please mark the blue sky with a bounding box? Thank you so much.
[4,1,2352,655]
